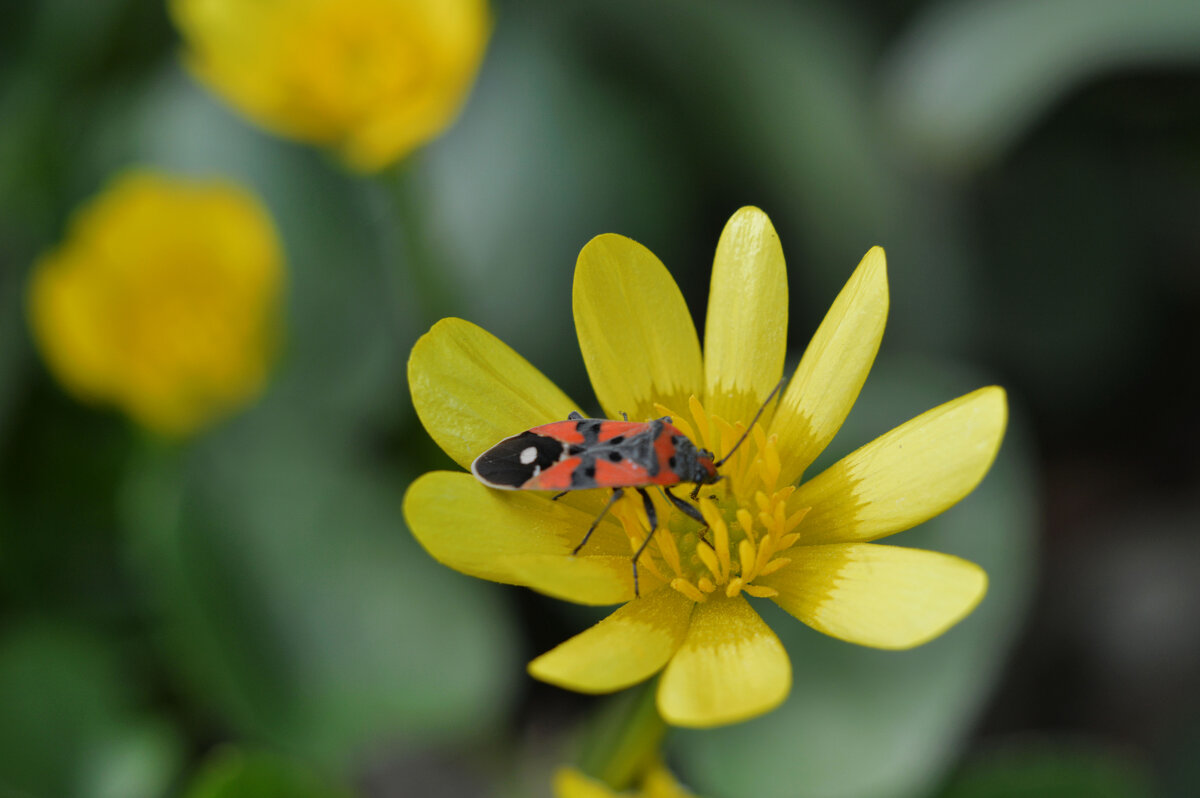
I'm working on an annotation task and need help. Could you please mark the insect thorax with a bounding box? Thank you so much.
[670,434,715,484]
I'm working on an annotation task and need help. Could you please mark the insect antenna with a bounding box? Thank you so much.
[713,376,788,468]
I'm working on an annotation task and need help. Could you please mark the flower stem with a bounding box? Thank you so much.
[380,156,456,329]
[578,680,667,791]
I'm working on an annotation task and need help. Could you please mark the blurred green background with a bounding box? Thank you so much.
[2,0,1199,796]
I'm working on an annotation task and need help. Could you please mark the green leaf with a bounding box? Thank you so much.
[182,747,356,798]
[671,357,1037,798]
[934,741,1151,798]
[0,263,27,445]
[0,622,183,798]
[122,426,521,767]
[78,719,186,798]
[882,0,1200,171]
[4,0,130,85]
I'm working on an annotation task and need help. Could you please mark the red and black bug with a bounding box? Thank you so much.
[472,380,785,594]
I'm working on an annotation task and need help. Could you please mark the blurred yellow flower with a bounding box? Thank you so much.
[404,207,1006,728]
[28,170,284,437]
[555,765,699,798]
[170,0,491,171]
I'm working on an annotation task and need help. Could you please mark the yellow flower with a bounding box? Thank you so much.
[28,170,284,437]
[170,0,491,171]
[404,207,1006,728]
[555,765,698,798]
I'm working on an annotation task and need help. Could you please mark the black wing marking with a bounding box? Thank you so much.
[471,431,568,489]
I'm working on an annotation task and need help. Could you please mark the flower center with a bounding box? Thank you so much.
[279,1,428,134]
[610,395,809,602]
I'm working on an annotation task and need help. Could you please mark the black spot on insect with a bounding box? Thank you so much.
[472,431,565,488]
[668,455,677,469]
[608,451,623,462]
[575,420,603,443]
[609,435,625,445]
[568,444,586,456]
[585,465,596,479]
[570,462,592,488]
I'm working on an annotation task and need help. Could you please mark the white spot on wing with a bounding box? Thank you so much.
[520,446,538,465]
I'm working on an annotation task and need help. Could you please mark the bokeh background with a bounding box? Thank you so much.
[2,0,1199,796]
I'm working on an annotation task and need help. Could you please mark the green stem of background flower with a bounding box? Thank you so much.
[578,679,667,791]
[381,155,457,330]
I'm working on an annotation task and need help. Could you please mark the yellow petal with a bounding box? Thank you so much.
[642,765,699,798]
[703,207,788,424]
[409,318,577,470]
[657,595,790,728]
[792,386,1007,544]
[771,246,888,484]
[529,588,694,692]
[403,471,634,604]
[574,234,703,422]
[760,543,987,649]
[553,768,617,798]
[500,554,657,606]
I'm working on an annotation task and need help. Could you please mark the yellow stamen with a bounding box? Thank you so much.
[736,508,756,544]
[696,544,722,581]
[655,402,696,442]
[688,395,712,451]
[656,522,683,576]
[735,539,753,577]
[758,557,790,577]
[610,395,810,603]
[785,506,810,534]
[754,537,775,575]
[671,578,706,603]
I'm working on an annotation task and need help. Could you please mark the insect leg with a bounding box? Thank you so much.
[550,491,568,501]
[572,488,624,556]
[637,487,658,530]
[664,486,705,525]
[689,475,724,501]
[665,486,714,550]
[630,487,659,597]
